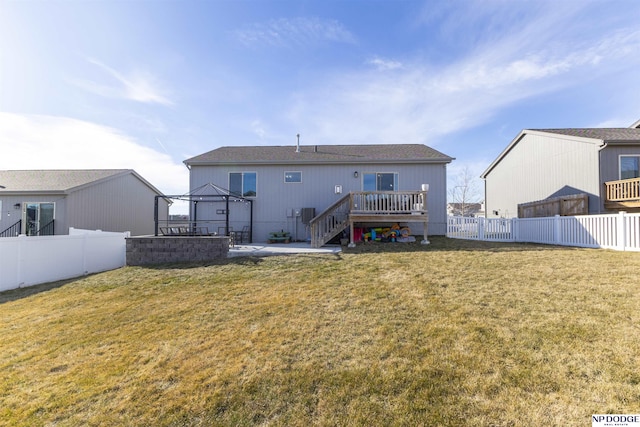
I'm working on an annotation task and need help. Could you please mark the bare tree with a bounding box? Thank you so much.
[448,166,483,216]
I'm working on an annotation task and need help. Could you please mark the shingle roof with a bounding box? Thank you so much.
[0,169,131,193]
[530,128,640,142]
[184,144,453,165]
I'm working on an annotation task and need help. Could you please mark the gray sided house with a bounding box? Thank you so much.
[0,169,169,237]
[184,144,454,244]
[481,126,640,218]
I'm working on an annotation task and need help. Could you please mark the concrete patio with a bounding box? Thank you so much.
[228,242,342,257]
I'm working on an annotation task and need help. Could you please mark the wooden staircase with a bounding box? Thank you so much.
[309,194,351,248]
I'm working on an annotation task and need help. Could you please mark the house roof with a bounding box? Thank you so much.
[0,169,163,195]
[184,144,454,166]
[529,128,640,143]
[481,127,640,179]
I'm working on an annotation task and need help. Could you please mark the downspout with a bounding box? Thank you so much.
[483,178,488,218]
[154,195,159,236]
[598,141,607,214]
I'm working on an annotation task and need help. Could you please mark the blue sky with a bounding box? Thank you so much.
[1,0,639,209]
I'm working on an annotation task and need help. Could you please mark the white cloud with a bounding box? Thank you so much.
[74,58,174,106]
[0,113,188,198]
[235,17,356,48]
[283,12,640,147]
[250,119,267,139]
[367,57,403,71]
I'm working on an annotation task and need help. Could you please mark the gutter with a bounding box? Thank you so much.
[184,157,454,167]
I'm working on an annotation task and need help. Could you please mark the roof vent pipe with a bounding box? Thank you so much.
[296,134,300,152]
[314,145,317,153]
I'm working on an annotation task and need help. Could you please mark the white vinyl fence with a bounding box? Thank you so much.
[447,212,640,251]
[0,228,129,292]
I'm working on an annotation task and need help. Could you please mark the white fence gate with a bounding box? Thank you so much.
[0,228,129,292]
[447,212,640,252]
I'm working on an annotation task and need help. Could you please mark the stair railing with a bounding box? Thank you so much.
[36,219,55,236]
[309,194,351,248]
[0,220,22,238]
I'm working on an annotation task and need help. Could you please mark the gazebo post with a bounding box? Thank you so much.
[225,196,230,235]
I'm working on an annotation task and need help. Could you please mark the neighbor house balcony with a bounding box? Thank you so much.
[604,177,640,210]
[309,190,429,248]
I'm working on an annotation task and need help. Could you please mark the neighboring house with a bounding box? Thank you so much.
[447,202,483,217]
[0,169,169,237]
[183,144,454,245]
[481,123,640,218]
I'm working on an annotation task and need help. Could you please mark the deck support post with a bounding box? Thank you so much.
[420,188,430,244]
[348,219,356,248]
[421,218,430,245]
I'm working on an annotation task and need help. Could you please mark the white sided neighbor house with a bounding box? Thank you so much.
[482,121,640,218]
[0,169,169,238]
[182,144,454,247]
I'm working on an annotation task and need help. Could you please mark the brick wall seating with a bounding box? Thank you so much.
[126,236,229,265]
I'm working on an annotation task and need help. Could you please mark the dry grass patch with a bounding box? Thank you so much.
[1,237,639,426]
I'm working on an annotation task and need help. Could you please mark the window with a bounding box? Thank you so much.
[362,172,398,191]
[284,171,302,183]
[229,172,257,197]
[620,156,640,180]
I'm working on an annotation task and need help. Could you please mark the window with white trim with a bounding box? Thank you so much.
[229,172,257,197]
[284,171,302,183]
[620,156,640,180]
[362,172,398,191]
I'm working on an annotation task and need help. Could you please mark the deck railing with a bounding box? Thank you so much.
[350,191,425,214]
[605,177,640,202]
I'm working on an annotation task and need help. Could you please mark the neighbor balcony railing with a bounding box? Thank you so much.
[604,177,640,202]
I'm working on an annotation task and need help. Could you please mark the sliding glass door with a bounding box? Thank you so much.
[23,202,55,236]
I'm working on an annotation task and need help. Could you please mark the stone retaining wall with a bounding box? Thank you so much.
[126,236,229,265]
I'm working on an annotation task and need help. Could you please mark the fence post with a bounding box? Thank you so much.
[512,217,518,242]
[478,217,485,240]
[554,215,562,245]
[82,233,89,275]
[17,234,26,287]
[618,211,627,251]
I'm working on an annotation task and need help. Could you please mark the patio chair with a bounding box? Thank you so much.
[237,225,250,244]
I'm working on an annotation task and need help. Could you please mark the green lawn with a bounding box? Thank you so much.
[1,237,639,426]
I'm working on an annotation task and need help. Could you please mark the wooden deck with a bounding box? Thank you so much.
[309,190,429,248]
